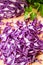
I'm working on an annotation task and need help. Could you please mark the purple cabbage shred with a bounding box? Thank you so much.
[0,19,43,65]
[0,0,27,19]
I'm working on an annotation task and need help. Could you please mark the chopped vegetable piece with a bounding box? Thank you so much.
[0,19,43,65]
[0,0,27,19]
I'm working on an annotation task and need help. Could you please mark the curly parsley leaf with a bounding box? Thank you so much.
[30,12,37,20]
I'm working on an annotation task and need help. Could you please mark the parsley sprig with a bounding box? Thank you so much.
[24,6,37,20]
[24,0,43,20]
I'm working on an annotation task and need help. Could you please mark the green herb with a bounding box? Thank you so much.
[25,6,32,12]
[24,6,32,19]
[34,3,43,17]
[26,0,43,17]
[39,4,43,17]
[27,0,31,3]
[28,6,32,12]
[24,11,29,19]
[27,0,43,4]
[30,12,37,20]
[34,2,40,11]
[25,7,29,12]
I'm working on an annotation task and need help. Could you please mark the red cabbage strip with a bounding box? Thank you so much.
[0,0,27,20]
[0,19,43,65]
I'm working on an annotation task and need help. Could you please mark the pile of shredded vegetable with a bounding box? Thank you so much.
[0,19,43,65]
[0,0,27,20]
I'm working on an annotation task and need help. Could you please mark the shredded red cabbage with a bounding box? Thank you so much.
[0,19,43,65]
[0,0,27,20]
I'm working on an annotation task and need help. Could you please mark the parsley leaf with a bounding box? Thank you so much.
[24,6,32,19]
[30,12,37,20]
[39,4,43,17]
[24,11,29,19]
